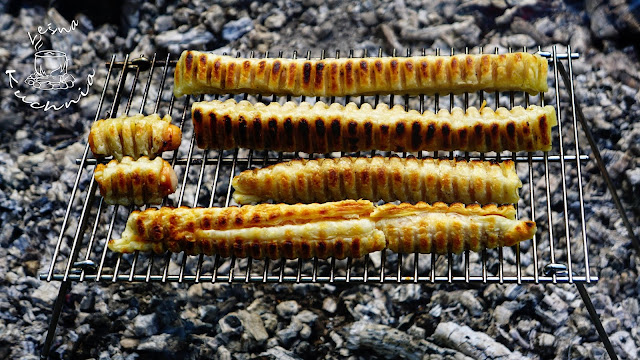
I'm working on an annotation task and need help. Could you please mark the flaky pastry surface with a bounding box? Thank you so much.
[192,100,557,153]
[108,201,535,258]
[94,156,178,206]
[174,50,548,97]
[89,113,181,160]
[232,157,522,205]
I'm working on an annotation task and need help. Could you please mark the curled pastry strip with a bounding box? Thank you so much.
[174,50,548,97]
[192,100,557,153]
[89,113,182,160]
[94,156,178,206]
[108,201,535,258]
[108,200,383,259]
[232,157,522,205]
[371,202,536,254]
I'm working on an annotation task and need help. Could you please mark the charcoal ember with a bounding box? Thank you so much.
[276,300,300,319]
[346,320,472,360]
[260,346,301,360]
[433,321,522,359]
[155,25,215,53]
[222,17,254,42]
[133,313,159,337]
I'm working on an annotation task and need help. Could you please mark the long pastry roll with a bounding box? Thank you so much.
[107,200,385,259]
[94,156,178,206]
[192,100,557,153]
[371,202,536,254]
[108,200,536,258]
[232,157,522,205]
[89,113,182,160]
[174,50,548,97]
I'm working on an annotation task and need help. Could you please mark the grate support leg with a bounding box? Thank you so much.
[575,283,618,360]
[40,280,72,360]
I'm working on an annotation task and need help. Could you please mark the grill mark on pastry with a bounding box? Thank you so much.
[299,118,310,152]
[315,62,325,90]
[209,112,218,148]
[185,51,193,71]
[345,60,354,89]
[364,121,373,147]
[441,123,451,149]
[539,114,549,146]
[238,115,248,145]
[315,118,326,153]
[425,123,436,144]
[267,118,278,149]
[272,60,281,76]
[253,117,262,147]
[348,121,358,136]
[331,119,341,149]
[303,62,312,87]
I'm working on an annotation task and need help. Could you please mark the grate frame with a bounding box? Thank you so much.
[40,46,598,285]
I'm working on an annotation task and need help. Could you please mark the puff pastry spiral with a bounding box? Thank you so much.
[174,50,548,97]
[232,157,522,205]
[89,113,182,160]
[108,201,535,258]
[94,156,178,206]
[192,100,557,153]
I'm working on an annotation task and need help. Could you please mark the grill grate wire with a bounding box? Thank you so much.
[41,46,597,285]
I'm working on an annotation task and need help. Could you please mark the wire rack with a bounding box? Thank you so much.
[40,46,597,285]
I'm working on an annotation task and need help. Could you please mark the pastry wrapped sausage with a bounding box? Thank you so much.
[94,156,178,206]
[232,157,522,205]
[89,113,182,160]
[174,50,548,97]
[372,202,536,254]
[192,100,557,153]
[107,200,386,259]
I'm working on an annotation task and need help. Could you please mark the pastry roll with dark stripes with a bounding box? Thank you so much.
[192,99,557,153]
[89,113,182,160]
[107,200,386,259]
[94,156,178,206]
[232,157,522,205]
[372,202,536,254]
[174,50,548,97]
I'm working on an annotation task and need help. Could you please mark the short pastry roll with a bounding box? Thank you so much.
[174,50,548,97]
[107,200,386,259]
[191,100,557,153]
[89,113,182,160]
[94,156,178,206]
[371,202,536,254]
[232,157,522,205]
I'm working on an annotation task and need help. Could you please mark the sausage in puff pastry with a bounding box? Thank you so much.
[174,50,548,97]
[89,113,182,160]
[232,157,522,205]
[372,202,536,254]
[94,156,178,206]
[192,100,557,152]
[107,200,386,259]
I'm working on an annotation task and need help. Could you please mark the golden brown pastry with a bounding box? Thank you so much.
[94,156,178,206]
[108,200,536,258]
[191,100,557,153]
[371,202,536,254]
[89,113,182,160]
[232,157,522,205]
[107,200,385,259]
[174,50,548,97]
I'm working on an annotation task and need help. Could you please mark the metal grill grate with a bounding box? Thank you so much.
[40,46,598,285]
